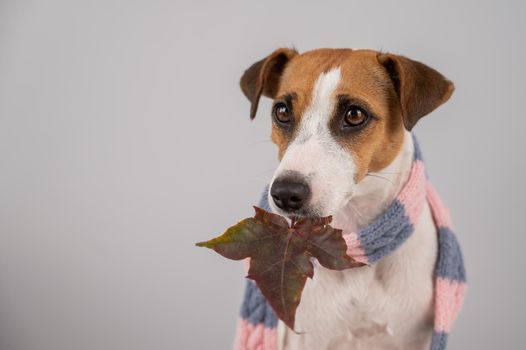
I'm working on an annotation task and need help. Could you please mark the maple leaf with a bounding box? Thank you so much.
[196,206,365,330]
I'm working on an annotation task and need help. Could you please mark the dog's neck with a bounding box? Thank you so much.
[332,131,415,233]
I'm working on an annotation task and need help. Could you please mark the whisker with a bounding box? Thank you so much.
[368,169,410,175]
[349,204,367,222]
[365,173,397,186]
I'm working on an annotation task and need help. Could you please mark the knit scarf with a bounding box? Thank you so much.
[233,136,466,350]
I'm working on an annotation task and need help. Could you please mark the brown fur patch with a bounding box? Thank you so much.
[242,48,452,182]
[270,49,405,181]
[271,49,354,159]
[331,50,405,182]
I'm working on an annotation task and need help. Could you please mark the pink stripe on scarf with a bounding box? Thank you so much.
[233,318,277,350]
[343,232,368,264]
[426,183,453,228]
[434,278,467,332]
[398,160,427,225]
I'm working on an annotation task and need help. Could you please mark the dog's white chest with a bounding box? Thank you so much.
[278,202,437,350]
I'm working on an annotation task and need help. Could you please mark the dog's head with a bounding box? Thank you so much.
[240,48,453,217]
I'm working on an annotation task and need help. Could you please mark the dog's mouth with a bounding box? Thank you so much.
[267,194,323,220]
[267,183,357,220]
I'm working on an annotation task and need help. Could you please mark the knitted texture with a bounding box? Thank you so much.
[233,136,466,350]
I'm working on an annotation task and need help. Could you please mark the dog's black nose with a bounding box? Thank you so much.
[270,175,311,212]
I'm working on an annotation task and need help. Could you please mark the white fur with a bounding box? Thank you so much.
[268,69,438,349]
[276,132,437,350]
[269,68,356,217]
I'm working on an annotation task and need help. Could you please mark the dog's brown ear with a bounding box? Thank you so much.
[240,48,298,119]
[377,53,454,130]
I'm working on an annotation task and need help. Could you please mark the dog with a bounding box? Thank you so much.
[238,48,455,350]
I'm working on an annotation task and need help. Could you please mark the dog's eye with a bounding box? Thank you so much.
[343,106,369,128]
[273,103,291,124]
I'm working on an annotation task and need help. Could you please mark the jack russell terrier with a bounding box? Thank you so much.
[233,48,466,350]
